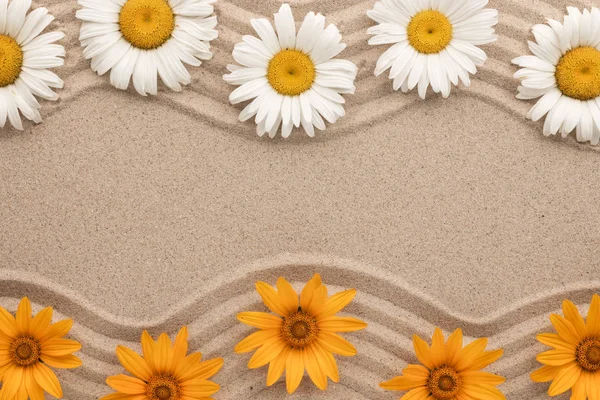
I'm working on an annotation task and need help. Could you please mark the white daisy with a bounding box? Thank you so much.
[367,0,498,99]
[513,7,600,145]
[0,0,64,130]
[76,0,218,96]
[223,4,357,138]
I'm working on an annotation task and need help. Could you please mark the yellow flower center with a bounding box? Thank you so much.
[281,311,318,347]
[407,10,453,54]
[576,338,600,371]
[0,34,23,88]
[146,375,180,400]
[555,46,600,101]
[427,367,461,399]
[10,337,41,367]
[119,0,175,50]
[267,49,316,96]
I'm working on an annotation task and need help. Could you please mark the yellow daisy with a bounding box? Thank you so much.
[0,297,82,399]
[235,273,367,393]
[381,328,505,399]
[531,294,600,398]
[102,326,223,400]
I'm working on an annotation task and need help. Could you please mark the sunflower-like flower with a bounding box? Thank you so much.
[76,0,218,96]
[513,7,600,145]
[0,0,65,130]
[0,297,82,399]
[367,0,497,98]
[531,294,600,398]
[102,326,223,400]
[224,4,357,138]
[380,328,505,399]
[235,273,367,393]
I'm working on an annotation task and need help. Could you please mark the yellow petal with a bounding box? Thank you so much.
[171,326,189,369]
[285,348,304,394]
[380,375,426,391]
[313,341,339,382]
[0,307,18,338]
[115,346,152,381]
[105,374,147,395]
[16,297,32,336]
[536,349,576,366]
[32,362,63,398]
[277,277,299,316]
[173,352,202,381]
[586,294,600,337]
[39,319,73,343]
[40,354,82,369]
[266,346,290,386]
[30,307,53,339]
[1,365,23,400]
[536,333,576,350]
[140,330,157,371]
[398,386,430,400]
[402,364,430,381]
[317,332,357,356]
[300,274,322,312]
[469,349,504,371]
[562,300,587,339]
[445,328,463,368]
[24,367,45,400]
[570,374,586,400]
[430,328,445,368]
[550,314,581,345]
[256,281,289,317]
[460,371,505,386]
[305,285,327,316]
[237,312,282,329]
[234,329,280,353]
[585,371,599,400]
[316,289,357,319]
[41,339,81,357]
[454,338,488,372]
[179,378,220,397]
[100,394,141,400]
[248,337,286,369]
[531,365,560,382]
[547,361,580,396]
[461,383,506,399]
[412,334,435,370]
[318,316,367,333]
[183,357,224,381]
[304,344,327,390]
[153,333,172,374]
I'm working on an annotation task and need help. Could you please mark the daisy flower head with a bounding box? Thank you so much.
[531,294,600,398]
[513,7,600,145]
[76,0,218,96]
[223,4,358,138]
[380,328,505,399]
[0,297,82,399]
[235,273,367,393]
[367,0,498,99]
[102,326,224,400]
[0,0,65,130]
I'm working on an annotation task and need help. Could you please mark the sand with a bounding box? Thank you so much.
[1,0,599,398]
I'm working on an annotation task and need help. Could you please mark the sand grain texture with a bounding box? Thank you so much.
[1,0,600,399]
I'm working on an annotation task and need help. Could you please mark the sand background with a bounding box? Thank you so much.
[1,0,600,398]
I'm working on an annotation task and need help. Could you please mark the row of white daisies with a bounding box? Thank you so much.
[1,0,600,144]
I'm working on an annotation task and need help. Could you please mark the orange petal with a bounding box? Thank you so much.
[445,328,463,368]
[116,346,152,381]
[469,348,504,371]
[171,326,189,369]
[430,328,445,368]
[237,312,282,329]
[536,333,575,350]
[276,277,299,316]
[586,294,600,337]
[316,289,357,319]
[317,332,357,356]
[562,300,587,339]
[266,346,290,387]
[313,341,339,382]
[536,349,576,366]
[304,344,327,390]
[39,319,73,343]
[16,297,32,336]
[40,354,82,369]
[300,274,322,312]
[285,348,304,394]
[32,362,63,398]
[318,316,367,332]
[248,337,286,369]
[0,306,18,338]
[41,339,81,357]
[530,365,560,382]
[380,375,426,391]
[412,334,435,370]
[454,338,488,372]
[182,357,224,382]
[547,361,580,396]
[30,307,53,339]
[1,364,24,400]
[234,329,280,353]
[179,379,220,397]
[550,314,580,345]
[105,374,147,395]
[256,281,288,316]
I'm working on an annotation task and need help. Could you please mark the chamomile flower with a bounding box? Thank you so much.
[224,4,357,138]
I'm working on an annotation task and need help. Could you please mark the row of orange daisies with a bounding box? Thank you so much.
[0,274,598,399]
